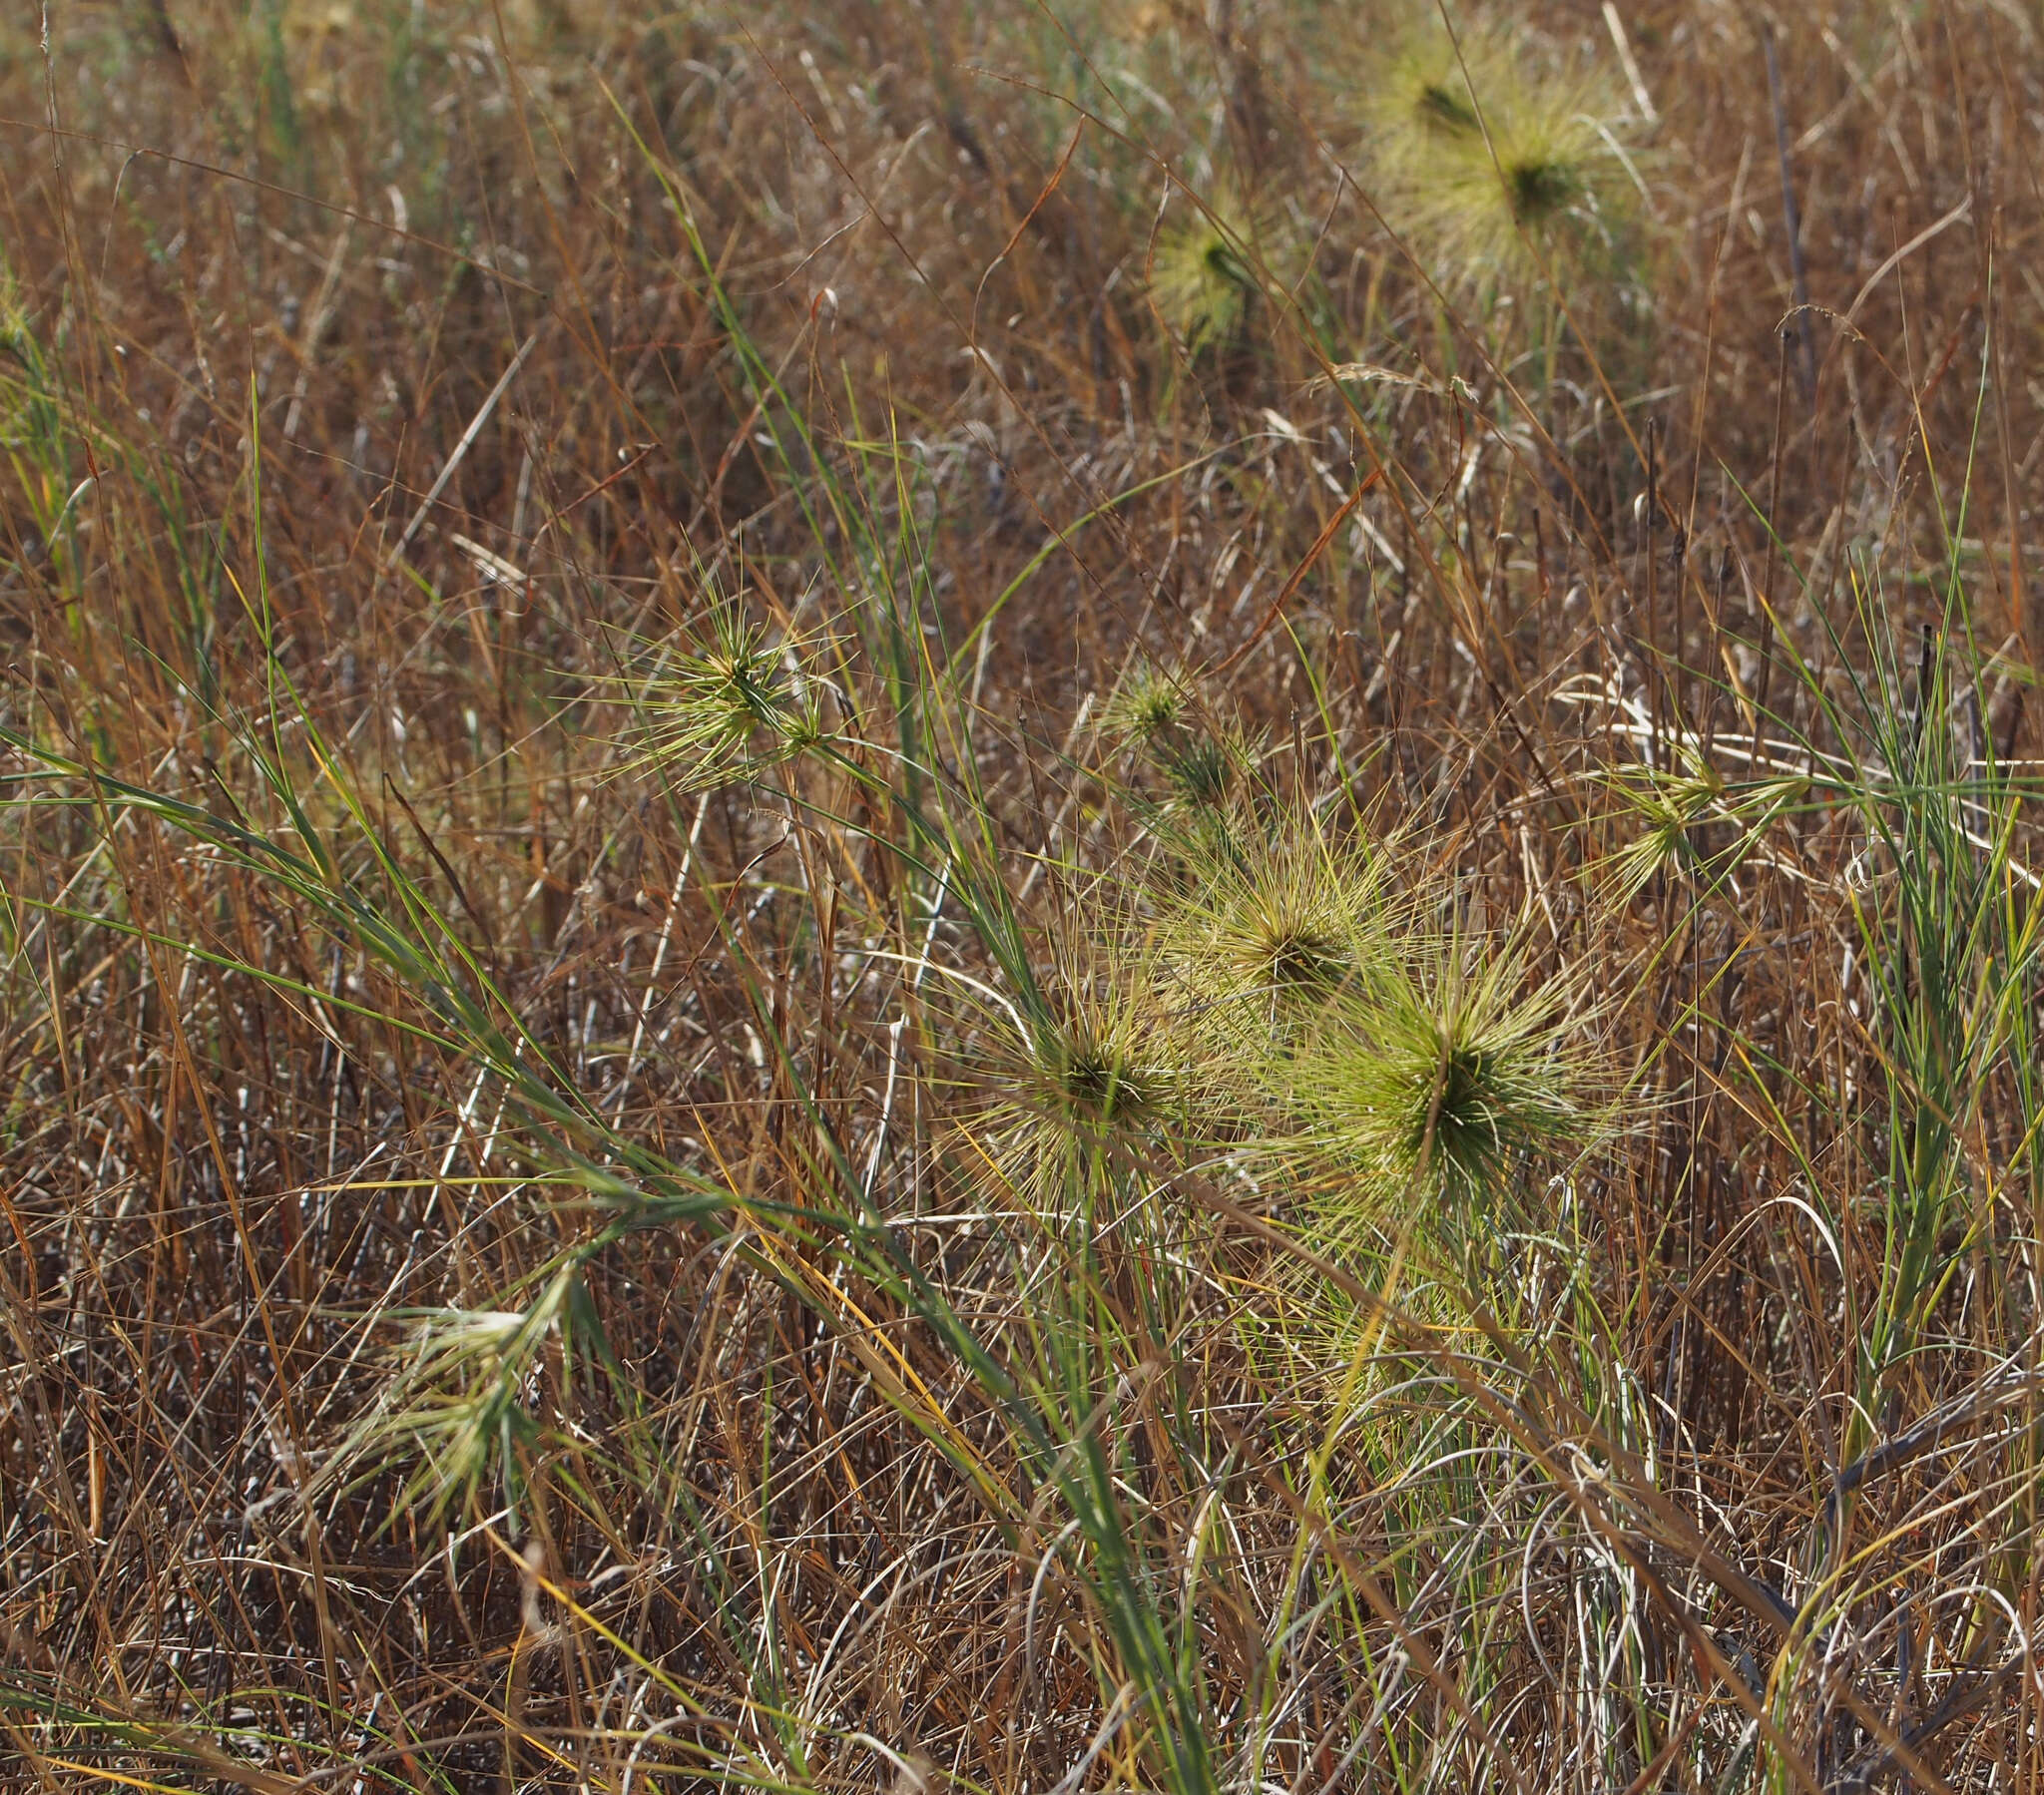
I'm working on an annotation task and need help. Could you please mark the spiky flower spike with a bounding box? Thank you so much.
[1103,660,1259,825]
[1357,12,1637,296]
[619,598,822,790]
[968,954,1203,1221]
[1171,816,1393,1056]
[1148,175,1273,355]
[1596,755,1808,905]
[1293,934,1599,1224]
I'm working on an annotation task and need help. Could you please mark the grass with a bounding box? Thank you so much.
[1,1,2042,1792]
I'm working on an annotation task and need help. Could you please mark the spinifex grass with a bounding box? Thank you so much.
[1349,11,1644,305]
[1147,174,1274,357]
[4,3,2044,1792]
[0,232,1610,1795]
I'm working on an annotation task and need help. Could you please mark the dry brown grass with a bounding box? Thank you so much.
[2,2,2043,1791]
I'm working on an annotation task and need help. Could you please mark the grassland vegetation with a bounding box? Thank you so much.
[2,2,2043,1792]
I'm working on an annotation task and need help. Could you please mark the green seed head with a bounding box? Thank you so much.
[1357,16,1637,296]
[1149,177,1271,353]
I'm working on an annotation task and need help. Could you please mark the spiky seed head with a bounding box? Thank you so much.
[1166,821,1392,1077]
[621,602,822,789]
[1033,1007,1160,1136]
[1600,768,1712,901]
[331,1273,579,1521]
[962,952,1205,1219]
[1105,662,1254,816]
[1149,177,1271,354]
[1597,761,1807,903]
[1106,661,1193,746]
[1357,15,1637,295]
[1213,866,1366,1008]
[1296,941,1597,1212]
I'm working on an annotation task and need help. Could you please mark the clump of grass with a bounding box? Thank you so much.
[1355,12,1640,298]
[10,3,2044,1790]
